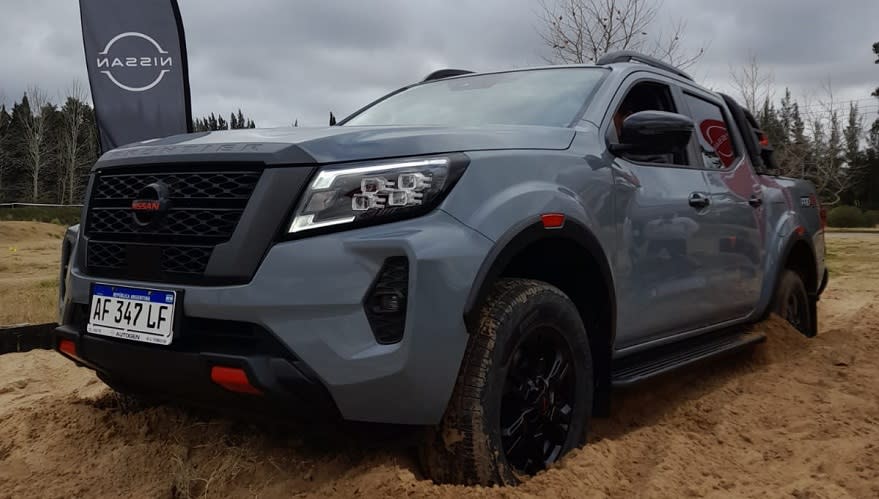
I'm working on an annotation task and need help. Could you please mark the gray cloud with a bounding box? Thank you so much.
[1,0,876,126]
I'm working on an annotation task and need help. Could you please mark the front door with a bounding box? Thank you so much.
[614,159,718,346]
[606,77,721,347]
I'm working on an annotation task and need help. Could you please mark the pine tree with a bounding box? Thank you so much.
[873,41,879,97]
[0,104,12,199]
[237,109,246,129]
[759,98,784,150]
[864,121,879,208]
[863,41,879,207]
[828,110,842,168]
[778,89,794,144]
[787,101,809,178]
[844,103,862,167]
[217,116,227,130]
[230,113,238,130]
[841,104,864,204]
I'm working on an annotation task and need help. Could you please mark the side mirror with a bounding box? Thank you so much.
[610,110,694,156]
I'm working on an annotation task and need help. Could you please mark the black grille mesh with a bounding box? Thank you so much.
[87,242,125,270]
[93,172,260,200]
[85,168,261,282]
[88,208,242,237]
[162,246,213,274]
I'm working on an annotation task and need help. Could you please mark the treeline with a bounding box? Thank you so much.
[193,109,256,131]
[755,90,879,208]
[734,42,879,209]
[0,86,98,205]
[0,85,259,204]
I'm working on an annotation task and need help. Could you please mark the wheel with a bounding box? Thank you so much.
[773,269,814,337]
[420,278,593,485]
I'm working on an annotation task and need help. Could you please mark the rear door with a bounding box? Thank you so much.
[678,90,765,319]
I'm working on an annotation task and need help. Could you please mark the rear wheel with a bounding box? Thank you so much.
[773,269,814,336]
[419,278,593,485]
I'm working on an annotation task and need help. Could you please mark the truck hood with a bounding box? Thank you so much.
[95,125,576,168]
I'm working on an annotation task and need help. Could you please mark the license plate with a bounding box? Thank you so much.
[86,284,177,345]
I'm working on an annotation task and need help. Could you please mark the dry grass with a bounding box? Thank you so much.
[0,221,870,326]
[0,222,65,325]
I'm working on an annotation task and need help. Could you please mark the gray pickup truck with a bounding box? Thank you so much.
[55,51,827,485]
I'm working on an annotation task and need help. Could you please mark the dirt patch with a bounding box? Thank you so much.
[0,230,877,498]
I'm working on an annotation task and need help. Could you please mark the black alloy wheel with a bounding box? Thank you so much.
[500,326,577,474]
[420,278,594,486]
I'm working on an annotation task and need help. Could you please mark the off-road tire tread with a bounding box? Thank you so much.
[420,278,573,485]
[773,269,814,337]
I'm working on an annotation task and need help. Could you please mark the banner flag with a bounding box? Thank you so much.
[79,0,192,153]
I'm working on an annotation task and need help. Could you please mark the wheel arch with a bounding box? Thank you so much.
[762,231,819,336]
[463,217,616,415]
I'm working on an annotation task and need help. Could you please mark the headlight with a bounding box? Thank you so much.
[287,155,467,235]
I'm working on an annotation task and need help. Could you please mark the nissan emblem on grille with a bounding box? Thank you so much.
[131,181,171,226]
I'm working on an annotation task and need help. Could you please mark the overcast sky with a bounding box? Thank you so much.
[1,0,877,127]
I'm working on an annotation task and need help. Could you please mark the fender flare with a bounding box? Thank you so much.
[462,216,617,345]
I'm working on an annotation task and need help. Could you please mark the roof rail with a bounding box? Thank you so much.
[596,51,692,81]
[422,69,474,82]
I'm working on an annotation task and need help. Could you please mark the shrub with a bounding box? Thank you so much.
[826,205,869,228]
[864,210,879,227]
[0,206,80,225]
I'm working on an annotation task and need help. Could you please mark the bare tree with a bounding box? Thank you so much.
[730,53,774,112]
[537,0,705,68]
[20,85,53,202]
[805,81,870,205]
[57,81,91,204]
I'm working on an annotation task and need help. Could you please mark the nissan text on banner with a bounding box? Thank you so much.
[79,0,192,153]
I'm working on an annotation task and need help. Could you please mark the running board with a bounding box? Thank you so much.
[611,330,766,387]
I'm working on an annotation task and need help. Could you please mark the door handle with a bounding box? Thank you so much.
[748,195,763,208]
[689,192,710,209]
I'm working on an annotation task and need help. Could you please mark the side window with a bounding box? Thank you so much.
[610,81,689,166]
[683,94,739,169]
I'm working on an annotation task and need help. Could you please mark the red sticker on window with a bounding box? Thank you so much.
[699,119,735,167]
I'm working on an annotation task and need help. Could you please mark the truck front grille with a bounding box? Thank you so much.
[84,167,262,283]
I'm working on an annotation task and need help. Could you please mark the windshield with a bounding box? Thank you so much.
[343,68,608,128]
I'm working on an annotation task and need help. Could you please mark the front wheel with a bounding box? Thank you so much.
[419,278,593,485]
[773,269,814,337]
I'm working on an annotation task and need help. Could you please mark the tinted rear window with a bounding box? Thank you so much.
[684,94,739,169]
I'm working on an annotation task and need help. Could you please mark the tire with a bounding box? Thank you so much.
[420,278,593,485]
[773,269,814,337]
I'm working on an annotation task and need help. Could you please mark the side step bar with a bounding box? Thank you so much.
[611,330,766,387]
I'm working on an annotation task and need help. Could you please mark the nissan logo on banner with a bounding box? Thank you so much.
[96,32,174,92]
[80,0,192,153]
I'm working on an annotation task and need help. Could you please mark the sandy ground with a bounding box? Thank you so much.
[0,223,877,498]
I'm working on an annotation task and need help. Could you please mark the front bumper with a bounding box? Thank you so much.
[55,321,339,419]
[57,210,493,425]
